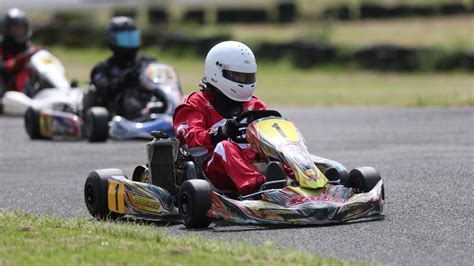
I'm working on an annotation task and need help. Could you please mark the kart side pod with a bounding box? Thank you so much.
[146,134,180,198]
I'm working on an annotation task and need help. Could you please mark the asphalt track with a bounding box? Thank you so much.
[1,107,473,265]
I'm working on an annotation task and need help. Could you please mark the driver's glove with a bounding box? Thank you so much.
[229,122,247,143]
[125,66,140,80]
[209,119,240,145]
[124,63,144,82]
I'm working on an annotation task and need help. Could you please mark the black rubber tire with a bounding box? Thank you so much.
[347,167,384,199]
[324,167,340,182]
[132,165,149,183]
[24,107,43,139]
[176,161,198,187]
[324,167,349,185]
[184,162,198,180]
[84,107,109,142]
[84,168,125,219]
[178,180,212,229]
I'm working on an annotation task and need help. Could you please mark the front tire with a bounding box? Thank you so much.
[84,107,109,142]
[24,107,42,139]
[324,167,349,185]
[178,180,212,228]
[347,167,384,199]
[84,168,125,219]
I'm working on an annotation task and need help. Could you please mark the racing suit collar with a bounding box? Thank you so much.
[203,83,243,119]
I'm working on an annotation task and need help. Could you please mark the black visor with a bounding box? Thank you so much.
[6,24,29,43]
[222,69,256,84]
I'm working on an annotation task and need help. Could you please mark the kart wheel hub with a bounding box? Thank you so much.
[180,193,190,216]
[85,184,94,205]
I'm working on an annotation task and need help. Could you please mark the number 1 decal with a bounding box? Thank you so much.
[114,184,119,211]
[272,123,287,138]
[108,181,125,214]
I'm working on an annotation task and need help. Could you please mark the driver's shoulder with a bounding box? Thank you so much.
[136,55,157,64]
[175,92,211,115]
[183,91,210,106]
[246,96,267,110]
[91,59,110,74]
[173,91,210,121]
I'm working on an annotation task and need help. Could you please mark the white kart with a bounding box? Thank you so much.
[1,49,83,116]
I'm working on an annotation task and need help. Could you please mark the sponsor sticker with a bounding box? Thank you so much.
[287,194,346,206]
[128,193,162,214]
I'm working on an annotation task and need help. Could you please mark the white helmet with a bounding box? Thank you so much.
[205,41,257,102]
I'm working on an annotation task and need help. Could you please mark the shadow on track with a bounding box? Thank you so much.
[175,215,385,233]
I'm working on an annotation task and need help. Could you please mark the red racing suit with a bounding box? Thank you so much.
[0,45,38,93]
[173,89,267,195]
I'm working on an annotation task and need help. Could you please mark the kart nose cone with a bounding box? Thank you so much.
[305,168,319,180]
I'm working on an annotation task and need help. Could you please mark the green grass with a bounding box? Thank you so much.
[0,210,343,266]
[49,46,474,107]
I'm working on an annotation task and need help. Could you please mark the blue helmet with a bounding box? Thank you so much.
[106,16,141,51]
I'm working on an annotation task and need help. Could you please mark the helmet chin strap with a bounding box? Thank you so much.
[203,81,244,119]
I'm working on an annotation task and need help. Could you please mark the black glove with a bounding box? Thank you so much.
[113,63,143,85]
[209,119,246,145]
[228,121,247,143]
[209,120,231,145]
[124,64,143,81]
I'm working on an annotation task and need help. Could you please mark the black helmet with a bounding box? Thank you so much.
[2,8,31,44]
[105,17,141,59]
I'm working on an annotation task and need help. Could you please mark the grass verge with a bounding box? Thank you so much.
[0,210,344,266]
[50,46,474,107]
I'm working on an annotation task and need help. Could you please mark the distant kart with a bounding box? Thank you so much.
[1,49,77,116]
[84,110,385,228]
[23,62,183,141]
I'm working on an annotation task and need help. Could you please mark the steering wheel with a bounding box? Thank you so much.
[229,110,282,143]
[235,110,282,124]
[146,88,169,115]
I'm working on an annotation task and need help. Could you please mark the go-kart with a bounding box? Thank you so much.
[1,49,78,116]
[24,63,183,141]
[84,110,385,228]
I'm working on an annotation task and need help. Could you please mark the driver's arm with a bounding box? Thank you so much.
[0,47,39,75]
[90,66,123,99]
[0,53,28,75]
[173,105,215,151]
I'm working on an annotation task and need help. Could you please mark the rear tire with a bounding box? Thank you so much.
[347,167,384,199]
[177,162,198,187]
[132,165,150,183]
[24,107,42,139]
[84,107,109,142]
[84,168,125,219]
[178,180,212,228]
